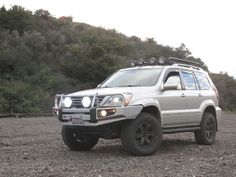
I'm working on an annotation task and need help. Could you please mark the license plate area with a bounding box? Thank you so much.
[72,118,85,125]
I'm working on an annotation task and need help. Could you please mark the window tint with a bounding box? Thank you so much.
[195,72,210,90]
[181,71,197,90]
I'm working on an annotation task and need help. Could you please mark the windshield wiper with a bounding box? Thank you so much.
[118,85,142,87]
[100,85,111,88]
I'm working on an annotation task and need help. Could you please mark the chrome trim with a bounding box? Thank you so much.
[91,93,97,108]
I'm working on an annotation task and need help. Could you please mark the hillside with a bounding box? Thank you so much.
[0,5,235,113]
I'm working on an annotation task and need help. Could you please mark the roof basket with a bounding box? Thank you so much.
[166,57,202,68]
[130,57,203,69]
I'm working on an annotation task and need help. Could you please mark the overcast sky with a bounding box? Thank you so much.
[2,0,236,77]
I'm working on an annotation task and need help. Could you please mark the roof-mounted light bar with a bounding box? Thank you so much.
[131,57,167,67]
[130,57,203,69]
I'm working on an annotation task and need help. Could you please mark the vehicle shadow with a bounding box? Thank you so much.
[158,138,197,153]
[64,137,198,157]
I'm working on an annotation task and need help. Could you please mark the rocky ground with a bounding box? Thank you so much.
[0,112,235,177]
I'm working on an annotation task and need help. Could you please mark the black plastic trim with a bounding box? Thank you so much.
[162,125,200,134]
[90,108,97,123]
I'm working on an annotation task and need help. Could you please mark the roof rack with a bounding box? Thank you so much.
[130,57,203,70]
[166,57,202,67]
[173,63,203,70]
[166,57,203,70]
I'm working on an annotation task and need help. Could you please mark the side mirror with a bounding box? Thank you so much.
[162,81,178,91]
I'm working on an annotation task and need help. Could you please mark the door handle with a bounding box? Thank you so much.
[181,93,186,97]
[198,93,202,97]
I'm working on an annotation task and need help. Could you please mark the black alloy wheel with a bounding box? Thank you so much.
[121,112,162,156]
[194,112,217,145]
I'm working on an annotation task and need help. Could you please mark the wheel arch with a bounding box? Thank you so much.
[141,106,161,124]
[203,105,218,131]
[132,99,162,125]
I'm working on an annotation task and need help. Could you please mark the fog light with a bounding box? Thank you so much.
[64,97,72,108]
[137,58,144,65]
[149,57,156,65]
[98,109,116,118]
[100,110,107,117]
[158,57,166,64]
[82,96,91,108]
[130,60,136,67]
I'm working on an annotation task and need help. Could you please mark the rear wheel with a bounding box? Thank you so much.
[62,125,99,151]
[194,112,217,145]
[121,112,162,156]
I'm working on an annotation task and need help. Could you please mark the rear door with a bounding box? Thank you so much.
[180,70,202,125]
[194,71,213,107]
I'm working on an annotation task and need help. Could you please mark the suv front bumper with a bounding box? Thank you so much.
[53,105,143,126]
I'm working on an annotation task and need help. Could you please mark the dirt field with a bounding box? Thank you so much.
[0,112,235,177]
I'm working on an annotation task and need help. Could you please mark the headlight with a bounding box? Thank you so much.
[63,97,72,108]
[82,96,91,108]
[102,93,132,107]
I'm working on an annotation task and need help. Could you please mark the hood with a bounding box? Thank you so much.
[67,86,153,97]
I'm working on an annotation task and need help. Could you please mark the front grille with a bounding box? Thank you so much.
[71,97,83,108]
[71,96,105,108]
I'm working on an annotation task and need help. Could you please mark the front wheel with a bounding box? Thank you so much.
[62,125,99,151]
[121,112,162,156]
[194,112,217,145]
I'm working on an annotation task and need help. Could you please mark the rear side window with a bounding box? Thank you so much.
[195,72,211,90]
[181,71,197,90]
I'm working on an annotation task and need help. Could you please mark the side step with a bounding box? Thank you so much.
[162,126,200,134]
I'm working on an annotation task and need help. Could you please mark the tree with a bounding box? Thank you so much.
[34,9,51,20]
[0,6,7,29]
[1,5,32,35]
[174,43,191,58]
[145,38,157,45]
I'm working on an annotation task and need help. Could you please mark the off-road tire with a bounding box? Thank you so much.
[62,125,99,151]
[194,112,217,145]
[121,112,162,156]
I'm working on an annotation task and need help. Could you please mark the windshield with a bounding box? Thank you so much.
[100,68,163,88]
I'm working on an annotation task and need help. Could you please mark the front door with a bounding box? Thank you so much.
[159,69,188,127]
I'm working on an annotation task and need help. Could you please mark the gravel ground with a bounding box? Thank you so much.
[0,112,236,177]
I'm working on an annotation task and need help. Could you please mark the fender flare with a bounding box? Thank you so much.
[131,98,162,122]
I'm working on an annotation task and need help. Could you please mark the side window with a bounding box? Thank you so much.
[181,71,197,90]
[165,71,182,90]
[195,72,210,90]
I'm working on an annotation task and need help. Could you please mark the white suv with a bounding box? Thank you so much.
[53,57,221,156]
